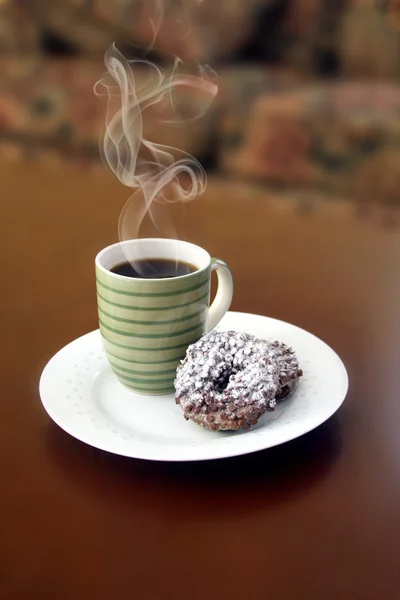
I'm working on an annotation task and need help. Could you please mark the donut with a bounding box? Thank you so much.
[174,330,279,431]
[268,341,303,401]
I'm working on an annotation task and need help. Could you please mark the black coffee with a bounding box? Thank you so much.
[110,258,197,279]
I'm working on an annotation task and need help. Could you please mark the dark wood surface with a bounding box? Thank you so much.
[2,162,400,600]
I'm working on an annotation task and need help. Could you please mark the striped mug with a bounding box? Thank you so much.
[95,238,234,394]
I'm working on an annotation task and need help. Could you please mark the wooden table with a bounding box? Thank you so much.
[2,162,400,600]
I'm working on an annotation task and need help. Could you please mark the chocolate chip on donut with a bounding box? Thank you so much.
[267,341,303,401]
[174,331,279,431]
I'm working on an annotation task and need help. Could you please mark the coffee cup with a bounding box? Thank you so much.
[95,238,233,394]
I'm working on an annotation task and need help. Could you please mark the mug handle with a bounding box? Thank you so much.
[206,258,234,332]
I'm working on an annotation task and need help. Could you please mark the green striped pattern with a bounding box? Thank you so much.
[96,263,211,394]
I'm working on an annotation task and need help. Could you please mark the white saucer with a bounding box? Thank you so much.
[39,312,348,461]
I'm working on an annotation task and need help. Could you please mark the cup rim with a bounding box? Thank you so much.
[95,238,211,283]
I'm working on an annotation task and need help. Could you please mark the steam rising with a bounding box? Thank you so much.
[94,43,218,243]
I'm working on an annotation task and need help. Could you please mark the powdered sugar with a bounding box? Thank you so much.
[175,331,280,431]
[268,340,303,401]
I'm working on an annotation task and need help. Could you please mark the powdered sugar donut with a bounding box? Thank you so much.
[174,331,279,431]
[268,341,303,401]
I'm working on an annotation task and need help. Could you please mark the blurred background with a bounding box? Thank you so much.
[1,0,400,225]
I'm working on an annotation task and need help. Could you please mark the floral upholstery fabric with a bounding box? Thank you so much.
[220,83,400,206]
[1,0,400,208]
